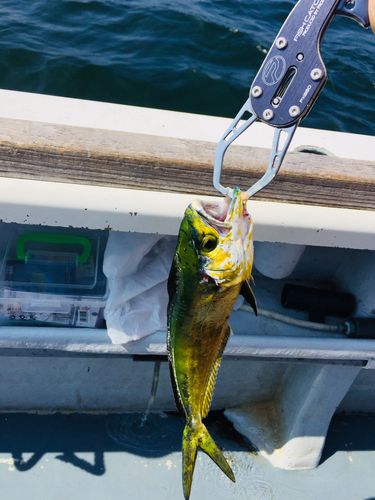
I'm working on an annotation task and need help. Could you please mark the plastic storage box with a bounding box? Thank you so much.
[0,223,108,327]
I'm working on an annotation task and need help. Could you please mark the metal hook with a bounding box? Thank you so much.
[213,98,298,199]
[246,122,298,198]
[213,100,257,197]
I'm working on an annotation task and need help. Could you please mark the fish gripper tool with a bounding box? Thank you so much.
[213,0,370,198]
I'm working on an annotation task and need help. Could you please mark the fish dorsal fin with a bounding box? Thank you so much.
[167,257,184,414]
[168,355,185,415]
[241,278,257,316]
[167,255,178,301]
[201,325,232,418]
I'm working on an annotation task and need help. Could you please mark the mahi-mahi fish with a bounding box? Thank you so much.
[167,187,257,500]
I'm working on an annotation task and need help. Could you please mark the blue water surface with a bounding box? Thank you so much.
[0,0,374,135]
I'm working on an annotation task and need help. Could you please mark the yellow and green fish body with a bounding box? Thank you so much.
[167,187,256,500]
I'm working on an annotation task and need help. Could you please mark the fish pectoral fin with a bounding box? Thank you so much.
[240,278,257,316]
[201,325,231,419]
[182,421,235,500]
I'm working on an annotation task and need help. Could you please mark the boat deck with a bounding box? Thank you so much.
[0,411,374,500]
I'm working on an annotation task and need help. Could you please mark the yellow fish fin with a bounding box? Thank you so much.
[182,420,235,500]
[201,324,232,419]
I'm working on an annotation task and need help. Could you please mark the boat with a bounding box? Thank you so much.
[0,88,375,498]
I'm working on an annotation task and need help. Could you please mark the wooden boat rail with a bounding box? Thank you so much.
[0,115,374,211]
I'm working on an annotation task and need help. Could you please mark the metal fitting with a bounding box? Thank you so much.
[311,68,323,81]
[251,86,263,98]
[263,109,274,121]
[296,53,304,61]
[276,37,288,50]
[289,105,301,118]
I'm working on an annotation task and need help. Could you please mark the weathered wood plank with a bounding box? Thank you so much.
[0,117,374,210]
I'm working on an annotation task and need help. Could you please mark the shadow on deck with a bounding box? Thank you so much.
[0,410,255,475]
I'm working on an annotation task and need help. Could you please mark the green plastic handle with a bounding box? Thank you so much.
[16,234,91,263]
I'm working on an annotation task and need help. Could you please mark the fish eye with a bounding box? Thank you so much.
[202,235,218,252]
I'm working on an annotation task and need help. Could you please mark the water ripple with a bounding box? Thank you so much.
[0,0,373,134]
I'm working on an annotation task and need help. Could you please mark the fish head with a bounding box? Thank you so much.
[186,187,254,287]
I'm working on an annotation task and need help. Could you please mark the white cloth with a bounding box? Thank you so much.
[103,232,176,344]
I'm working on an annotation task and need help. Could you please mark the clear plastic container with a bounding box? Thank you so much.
[0,223,108,327]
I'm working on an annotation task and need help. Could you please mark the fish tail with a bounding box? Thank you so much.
[182,423,199,500]
[197,423,236,483]
[182,420,235,500]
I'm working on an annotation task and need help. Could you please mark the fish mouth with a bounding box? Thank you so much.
[195,203,231,229]
[192,188,245,232]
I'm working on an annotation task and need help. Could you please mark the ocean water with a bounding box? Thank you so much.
[0,0,374,135]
